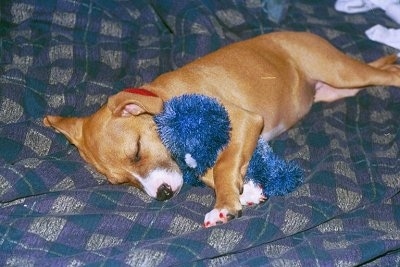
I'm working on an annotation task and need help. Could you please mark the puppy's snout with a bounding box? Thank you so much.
[156,183,174,201]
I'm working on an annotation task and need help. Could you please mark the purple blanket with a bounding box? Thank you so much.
[1,0,400,265]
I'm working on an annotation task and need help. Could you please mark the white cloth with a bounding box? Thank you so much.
[366,24,400,50]
[383,3,400,24]
[335,0,400,50]
[335,0,400,22]
[335,0,377,13]
[370,0,400,23]
[369,0,398,10]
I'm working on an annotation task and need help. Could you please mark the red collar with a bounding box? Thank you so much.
[124,88,158,97]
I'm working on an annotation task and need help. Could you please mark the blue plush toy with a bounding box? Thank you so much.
[154,94,303,197]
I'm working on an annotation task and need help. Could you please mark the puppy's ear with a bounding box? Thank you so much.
[107,90,163,117]
[43,115,84,146]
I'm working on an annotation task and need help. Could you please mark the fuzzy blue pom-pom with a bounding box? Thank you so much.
[246,139,303,196]
[154,94,231,185]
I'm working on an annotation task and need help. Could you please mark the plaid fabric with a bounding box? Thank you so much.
[1,0,400,265]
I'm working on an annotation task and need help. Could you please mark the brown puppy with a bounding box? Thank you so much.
[44,32,400,227]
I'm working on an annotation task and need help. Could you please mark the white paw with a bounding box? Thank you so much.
[240,180,267,206]
[204,208,235,228]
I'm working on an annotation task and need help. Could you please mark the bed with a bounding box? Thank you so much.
[1,0,400,265]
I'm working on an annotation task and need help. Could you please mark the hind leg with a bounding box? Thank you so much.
[314,82,361,102]
[283,33,400,89]
[314,54,400,102]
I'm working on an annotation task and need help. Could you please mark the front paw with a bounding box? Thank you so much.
[204,208,242,228]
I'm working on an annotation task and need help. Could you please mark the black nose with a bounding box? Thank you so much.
[156,183,174,201]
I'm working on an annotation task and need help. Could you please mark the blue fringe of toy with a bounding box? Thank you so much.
[247,138,303,196]
[155,94,303,196]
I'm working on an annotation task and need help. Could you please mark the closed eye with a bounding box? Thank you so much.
[126,138,142,165]
[133,138,141,163]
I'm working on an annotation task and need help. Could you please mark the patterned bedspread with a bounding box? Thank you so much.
[1,0,400,265]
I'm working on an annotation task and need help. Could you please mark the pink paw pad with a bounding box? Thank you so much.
[204,208,237,228]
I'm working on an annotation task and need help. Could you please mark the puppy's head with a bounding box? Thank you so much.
[43,90,183,201]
